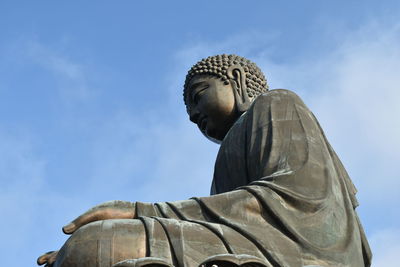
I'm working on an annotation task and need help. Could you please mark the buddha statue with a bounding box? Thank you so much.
[38,54,372,267]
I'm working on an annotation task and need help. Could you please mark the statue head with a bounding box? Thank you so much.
[183,54,268,143]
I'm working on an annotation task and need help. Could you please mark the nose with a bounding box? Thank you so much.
[189,108,200,124]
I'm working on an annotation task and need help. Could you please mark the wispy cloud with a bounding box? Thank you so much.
[85,108,218,203]
[257,21,400,266]
[261,22,400,202]
[80,33,273,203]
[23,38,92,101]
[160,20,400,266]
[1,36,94,102]
[2,17,398,267]
[87,17,399,217]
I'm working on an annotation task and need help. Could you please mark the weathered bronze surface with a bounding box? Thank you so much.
[38,55,371,267]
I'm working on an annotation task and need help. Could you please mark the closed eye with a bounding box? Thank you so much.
[193,87,207,104]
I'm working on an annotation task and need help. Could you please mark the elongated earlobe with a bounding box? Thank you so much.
[227,65,251,113]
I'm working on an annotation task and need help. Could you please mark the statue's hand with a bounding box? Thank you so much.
[36,201,135,266]
[62,200,136,234]
[37,251,58,266]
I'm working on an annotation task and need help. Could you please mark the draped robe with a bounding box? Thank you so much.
[130,89,371,266]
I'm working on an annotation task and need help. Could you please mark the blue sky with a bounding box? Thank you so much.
[1,1,399,266]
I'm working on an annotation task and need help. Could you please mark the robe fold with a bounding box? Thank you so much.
[134,89,371,267]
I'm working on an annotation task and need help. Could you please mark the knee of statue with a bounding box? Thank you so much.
[54,219,146,267]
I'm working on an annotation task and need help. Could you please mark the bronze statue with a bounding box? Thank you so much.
[38,55,372,267]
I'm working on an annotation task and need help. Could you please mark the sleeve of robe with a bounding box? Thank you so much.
[134,89,371,267]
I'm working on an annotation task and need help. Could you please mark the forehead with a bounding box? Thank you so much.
[187,74,217,88]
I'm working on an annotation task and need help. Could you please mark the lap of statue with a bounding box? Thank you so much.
[54,217,271,267]
[54,219,146,267]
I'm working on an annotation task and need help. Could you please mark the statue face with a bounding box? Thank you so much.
[186,74,238,142]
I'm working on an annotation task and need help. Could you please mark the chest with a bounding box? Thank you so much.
[211,115,249,194]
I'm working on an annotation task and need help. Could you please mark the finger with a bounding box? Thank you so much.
[37,251,55,265]
[63,207,134,234]
[63,207,107,234]
[63,201,135,234]
[47,251,58,265]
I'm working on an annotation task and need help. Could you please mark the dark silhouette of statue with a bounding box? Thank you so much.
[38,55,372,267]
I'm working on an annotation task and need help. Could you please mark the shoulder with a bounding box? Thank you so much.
[250,89,305,110]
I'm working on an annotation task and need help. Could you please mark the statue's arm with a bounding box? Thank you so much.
[135,188,260,223]
[60,189,258,236]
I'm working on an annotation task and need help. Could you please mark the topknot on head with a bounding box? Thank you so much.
[183,54,269,105]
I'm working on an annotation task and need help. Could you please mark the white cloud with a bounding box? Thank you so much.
[87,17,399,215]
[312,22,400,155]
[62,19,400,267]
[258,21,400,265]
[25,39,92,101]
[2,17,397,267]
[227,21,400,207]
[85,108,218,203]
[163,20,400,264]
